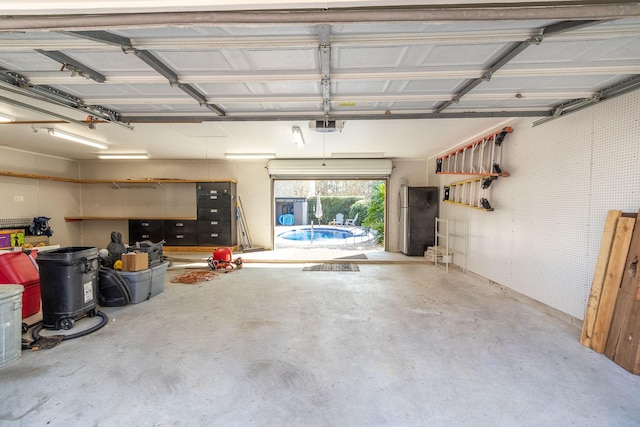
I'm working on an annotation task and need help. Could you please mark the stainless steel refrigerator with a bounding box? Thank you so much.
[399,186,439,256]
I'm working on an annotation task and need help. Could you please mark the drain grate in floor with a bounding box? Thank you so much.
[303,263,360,272]
[335,254,368,260]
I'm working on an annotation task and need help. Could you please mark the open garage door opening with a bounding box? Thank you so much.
[273,179,386,254]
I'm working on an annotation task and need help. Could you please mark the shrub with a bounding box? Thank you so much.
[362,183,385,243]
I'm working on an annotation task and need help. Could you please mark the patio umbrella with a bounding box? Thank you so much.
[315,194,323,223]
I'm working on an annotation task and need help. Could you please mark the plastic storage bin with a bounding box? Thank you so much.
[118,268,152,304]
[36,246,99,330]
[0,285,24,367]
[150,261,169,298]
[0,251,41,319]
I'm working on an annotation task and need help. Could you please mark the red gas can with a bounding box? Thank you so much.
[213,247,233,263]
[0,250,41,319]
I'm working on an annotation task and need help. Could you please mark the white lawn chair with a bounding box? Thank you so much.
[331,213,344,226]
[345,212,359,226]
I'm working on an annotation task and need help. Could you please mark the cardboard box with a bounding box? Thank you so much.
[121,252,148,272]
[24,235,50,246]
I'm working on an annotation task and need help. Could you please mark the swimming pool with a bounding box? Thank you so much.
[278,227,355,241]
[276,225,374,244]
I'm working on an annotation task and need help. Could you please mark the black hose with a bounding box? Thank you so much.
[22,319,43,334]
[31,310,109,342]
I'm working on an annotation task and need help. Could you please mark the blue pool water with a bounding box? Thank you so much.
[278,227,355,241]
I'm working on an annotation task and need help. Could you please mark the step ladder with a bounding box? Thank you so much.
[443,176,496,211]
[436,127,512,177]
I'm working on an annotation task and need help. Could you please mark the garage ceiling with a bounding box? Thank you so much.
[0,1,639,161]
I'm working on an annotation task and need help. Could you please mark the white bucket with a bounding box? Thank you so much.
[0,284,24,367]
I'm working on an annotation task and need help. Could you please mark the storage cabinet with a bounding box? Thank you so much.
[126,181,237,247]
[196,182,236,247]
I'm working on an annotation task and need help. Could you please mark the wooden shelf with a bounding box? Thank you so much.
[65,216,197,222]
[0,170,78,183]
[0,170,237,185]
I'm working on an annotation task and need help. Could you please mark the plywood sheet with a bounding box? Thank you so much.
[581,210,622,348]
[590,216,636,353]
[605,211,640,373]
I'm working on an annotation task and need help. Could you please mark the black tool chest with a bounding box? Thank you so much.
[128,181,237,247]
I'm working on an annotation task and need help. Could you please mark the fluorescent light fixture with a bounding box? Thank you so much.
[98,154,150,160]
[0,113,15,122]
[292,126,305,148]
[48,128,108,149]
[225,153,276,159]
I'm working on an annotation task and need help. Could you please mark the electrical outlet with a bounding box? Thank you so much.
[14,195,24,202]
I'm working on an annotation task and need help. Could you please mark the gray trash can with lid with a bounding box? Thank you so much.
[36,246,99,330]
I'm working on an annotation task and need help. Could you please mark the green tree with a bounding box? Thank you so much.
[362,182,385,243]
[349,199,370,226]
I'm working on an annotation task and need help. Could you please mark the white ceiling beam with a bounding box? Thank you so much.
[117,108,551,122]
[2,24,639,51]
[82,91,593,105]
[2,4,640,31]
[23,64,640,86]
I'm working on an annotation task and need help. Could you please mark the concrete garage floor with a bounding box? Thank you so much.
[2,253,640,426]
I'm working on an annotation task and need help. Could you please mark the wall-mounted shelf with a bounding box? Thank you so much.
[0,170,78,183]
[0,170,237,185]
[64,216,197,222]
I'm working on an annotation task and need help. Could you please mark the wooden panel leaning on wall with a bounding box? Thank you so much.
[605,210,640,374]
[581,209,640,375]
[581,210,622,349]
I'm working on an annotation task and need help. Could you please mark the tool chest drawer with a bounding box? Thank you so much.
[163,220,197,245]
[129,220,164,244]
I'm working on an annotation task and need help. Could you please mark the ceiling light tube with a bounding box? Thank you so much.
[225,153,276,159]
[292,126,305,148]
[0,113,15,122]
[98,154,150,160]
[48,128,108,149]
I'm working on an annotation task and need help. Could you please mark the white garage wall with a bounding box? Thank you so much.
[437,89,640,319]
[76,160,272,249]
[0,147,81,247]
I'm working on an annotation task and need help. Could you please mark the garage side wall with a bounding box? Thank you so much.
[438,89,640,319]
[0,148,81,247]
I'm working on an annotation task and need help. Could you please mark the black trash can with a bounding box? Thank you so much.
[36,246,99,330]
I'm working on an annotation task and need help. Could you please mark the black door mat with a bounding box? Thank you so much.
[303,263,360,271]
